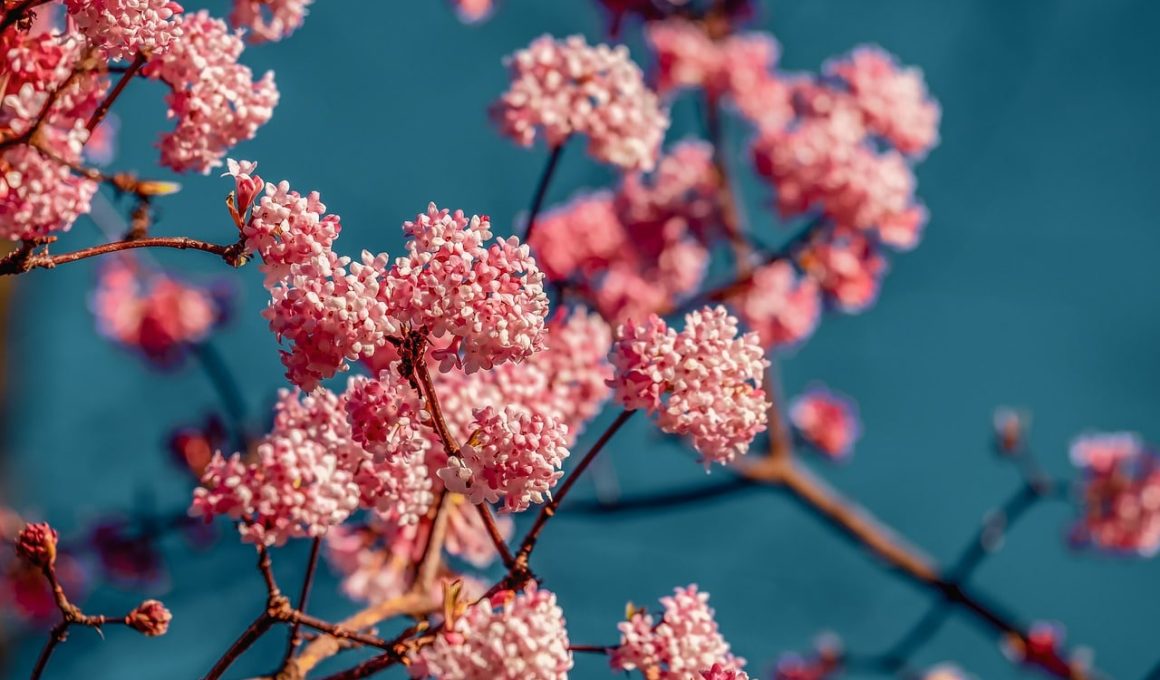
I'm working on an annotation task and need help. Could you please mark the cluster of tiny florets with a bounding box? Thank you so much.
[611,306,769,464]
[731,260,821,350]
[126,599,173,637]
[145,11,277,173]
[230,0,312,43]
[493,34,669,171]
[409,585,573,680]
[93,256,219,366]
[789,385,862,459]
[438,406,570,512]
[64,0,184,61]
[611,585,743,680]
[241,174,343,283]
[1069,432,1160,556]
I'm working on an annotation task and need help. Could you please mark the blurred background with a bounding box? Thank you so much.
[2,0,1159,678]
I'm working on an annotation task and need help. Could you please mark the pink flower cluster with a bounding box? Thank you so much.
[391,204,549,374]
[230,0,312,43]
[145,11,278,173]
[1069,432,1160,555]
[799,226,889,313]
[789,385,861,459]
[409,586,573,680]
[92,256,219,366]
[493,34,669,171]
[731,260,820,349]
[0,32,105,239]
[826,47,941,157]
[610,306,768,464]
[450,0,494,24]
[64,0,184,61]
[611,585,743,679]
[438,406,570,512]
[191,389,364,546]
[530,142,716,323]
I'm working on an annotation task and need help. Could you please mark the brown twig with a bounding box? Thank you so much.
[28,560,131,680]
[281,537,323,668]
[0,235,247,276]
[87,52,147,133]
[515,409,636,566]
[476,503,516,569]
[522,142,566,244]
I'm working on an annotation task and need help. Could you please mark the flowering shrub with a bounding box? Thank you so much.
[0,2,1140,680]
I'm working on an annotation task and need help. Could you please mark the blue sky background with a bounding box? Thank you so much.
[4,1,1160,678]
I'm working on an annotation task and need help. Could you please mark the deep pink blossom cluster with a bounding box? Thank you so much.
[612,585,743,679]
[611,306,768,464]
[92,256,219,365]
[144,11,278,173]
[789,385,861,459]
[493,34,669,171]
[0,32,105,239]
[702,665,751,680]
[1069,432,1160,555]
[530,141,716,322]
[230,0,312,43]
[409,586,573,680]
[63,0,184,61]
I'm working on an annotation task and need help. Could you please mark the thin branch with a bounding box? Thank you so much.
[87,52,146,133]
[0,236,247,276]
[0,0,48,34]
[522,142,566,244]
[202,613,275,680]
[281,537,323,668]
[476,503,515,570]
[191,341,252,451]
[516,409,636,564]
[30,622,70,680]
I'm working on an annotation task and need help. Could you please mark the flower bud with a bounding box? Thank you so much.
[15,522,58,569]
[127,599,172,637]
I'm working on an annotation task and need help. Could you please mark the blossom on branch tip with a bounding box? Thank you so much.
[438,406,571,512]
[409,585,573,680]
[610,307,768,465]
[611,585,743,680]
[127,599,172,636]
[15,522,58,569]
[826,46,941,157]
[145,11,278,173]
[243,176,342,283]
[387,203,549,374]
[493,34,669,171]
[731,260,820,350]
[1069,432,1160,556]
[63,0,184,61]
[230,0,312,43]
[790,385,861,459]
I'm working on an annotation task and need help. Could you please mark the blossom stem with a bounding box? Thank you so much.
[516,409,636,565]
[203,613,275,680]
[568,644,614,654]
[522,141,566,244]
[87,52,146,133]
[281,537,323,667]
[0,236,246,276]
[476,503,516,569]
[765,361,793,461]
[30,622,70,680]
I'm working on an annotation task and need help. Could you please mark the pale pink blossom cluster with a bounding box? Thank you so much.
[610,306,768,464]
[230,0,312,43]
[390,203,549,374]
[409,585,573,680]
[611,585,743,679]
[235,166,343,283]
[789,384,861,459]
[799,227,889,312]
[0,33,105,239]
[427,307,614,447]
[438,406,570,512]
[826,46,941,157]
[731,260,820,349]
[529,142,716,322]
[493,34,669,171]
[63,0,184,61]
[92,256,219,365]
[1069,432,1160,556]
[145,11,277,173]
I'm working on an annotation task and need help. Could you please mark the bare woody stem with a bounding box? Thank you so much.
[29,562,131,680]
[281,537,323,668]
[87,52,146,133]
[203,613,276,680]
[0,236,247,276]
[522,142,566,244]
[516,409,636,565]
[0,0,48,34]
[476,503,516,569]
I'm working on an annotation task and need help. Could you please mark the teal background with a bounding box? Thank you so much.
[3,1,1159,678]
